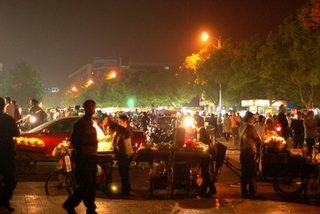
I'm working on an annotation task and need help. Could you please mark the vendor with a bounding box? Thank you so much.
[239,111,262,199]
[195,118,216,198]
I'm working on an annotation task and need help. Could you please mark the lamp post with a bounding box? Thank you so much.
[201,32,222,112]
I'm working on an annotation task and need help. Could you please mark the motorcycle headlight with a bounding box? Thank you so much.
[30,116,37,123]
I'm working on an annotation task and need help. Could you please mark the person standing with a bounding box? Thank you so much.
[29,99,46,129]
[118,114,134,143]
[290,112,305,149]
[195,118,217,198]
[140,112,150,132]
[63,100,98,214]
[108,123,134,196]
[0,97,20,211]
[278,104,289,140]
[239,111,262,199]
[217,113,223,137]
[11,100,22,122]
[304,110,317,157]
[4,97,15,118]
[222,113,231,142]
[230,111,241,145]
[254,115,266,142]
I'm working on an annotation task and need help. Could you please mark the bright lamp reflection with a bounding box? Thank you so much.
[184,117,194,127]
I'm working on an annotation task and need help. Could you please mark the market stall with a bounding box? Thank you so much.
[135,140,218,199]
[261,136,317,199]
[14,137,47,177]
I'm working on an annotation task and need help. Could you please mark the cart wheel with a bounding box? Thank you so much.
[273,169,304,199]
[45,171,76,196]
[304,169,320,205]
[167,166,174,199]
[15,151,35,177]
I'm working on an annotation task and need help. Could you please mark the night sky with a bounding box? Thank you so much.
[0,0,307,88]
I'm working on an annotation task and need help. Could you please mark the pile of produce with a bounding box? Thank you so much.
[97,141,113,152]
[138,141,207,151]
[264,136,286,153]
[264,136,286,144]
[14,137,45,148]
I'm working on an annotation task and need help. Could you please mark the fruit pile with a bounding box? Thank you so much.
[14,137,45,148]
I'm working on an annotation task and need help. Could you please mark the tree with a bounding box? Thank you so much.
[259,8,320,109]
[6,60,44,107]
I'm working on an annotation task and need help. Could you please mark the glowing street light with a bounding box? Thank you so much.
[201,32,222,112]
[201,32,221,49]
[106,71,117,80]
[85,79,94,88]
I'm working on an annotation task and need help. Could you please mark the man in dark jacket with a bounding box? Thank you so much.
[195,117,216,197]
[63,100,98,214]
[278,104,289,140]
[0,97,20,211]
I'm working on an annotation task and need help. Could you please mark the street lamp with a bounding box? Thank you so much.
[201,32,221,49]
[201,32,222,112]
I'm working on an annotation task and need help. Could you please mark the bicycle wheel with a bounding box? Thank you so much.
[45,171,76,196]
[273,169,304,199]
[15,151,35,178]
[305,169,320,205]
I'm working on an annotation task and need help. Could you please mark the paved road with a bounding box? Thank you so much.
[9,138,320,214]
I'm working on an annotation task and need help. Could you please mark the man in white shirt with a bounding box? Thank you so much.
[254,115,266,142]
[4,97,15,118]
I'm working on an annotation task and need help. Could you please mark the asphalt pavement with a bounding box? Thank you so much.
[7,137,320,214]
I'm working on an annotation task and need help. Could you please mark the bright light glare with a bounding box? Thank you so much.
[85,79,94,88]
[111,185,117,191]
[184,117,194,127]
[201,32,209,41]
[106,71,117,80]
[30,116,36,123]
[71,86,77,92]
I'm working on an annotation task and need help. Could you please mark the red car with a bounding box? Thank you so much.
[20,116,146,157]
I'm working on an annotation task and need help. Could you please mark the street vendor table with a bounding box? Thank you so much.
[135,147,212,199]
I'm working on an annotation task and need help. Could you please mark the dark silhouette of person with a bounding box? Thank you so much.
[0,97,20,211]
[63,100,98,214]
[290,112,304,149]
[140,112,150,132]
[195,117,217,197]
[29,99,46,129]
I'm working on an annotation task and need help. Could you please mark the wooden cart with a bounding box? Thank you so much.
[261,151,317,199]
[135,147,212,199]
[15,145,49,177]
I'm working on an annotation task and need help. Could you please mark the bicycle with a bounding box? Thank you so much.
[305,145,320,205]
[45,146,109,196]
[44,148,76,196]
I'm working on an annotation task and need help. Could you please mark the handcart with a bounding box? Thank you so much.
[15,144,47,177]
[135,140,227,199]
[261,149,317,199]
[136,147,211,199]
